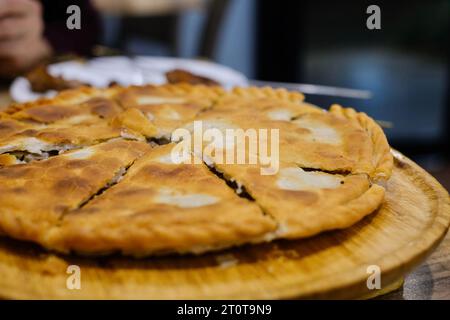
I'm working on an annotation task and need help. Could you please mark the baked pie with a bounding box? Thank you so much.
[0,84,393,256]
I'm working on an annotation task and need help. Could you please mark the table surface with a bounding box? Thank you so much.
[0,88,449,300]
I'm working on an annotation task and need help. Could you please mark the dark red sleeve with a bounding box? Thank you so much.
[41,0,101,56]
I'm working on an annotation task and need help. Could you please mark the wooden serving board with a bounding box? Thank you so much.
[0,151,448,299]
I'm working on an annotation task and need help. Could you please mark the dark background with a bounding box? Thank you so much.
[256,0,449,156]
[99,0,449,168]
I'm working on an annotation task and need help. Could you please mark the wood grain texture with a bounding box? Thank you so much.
[380,230,450,300]
[0,151,448,299]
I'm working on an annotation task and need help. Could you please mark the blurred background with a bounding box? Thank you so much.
[0,0,449,189]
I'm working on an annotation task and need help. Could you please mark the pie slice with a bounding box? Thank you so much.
[0,88,132,163]
[169,126,385,240]
[0,122,125,162]
[113,84,225,138]
[0,139,150,245]
[3,87,110,115]
[279,112,378,176]
[109,108,158,140]
[0,114,42,140]
[211,160,385,239]
[10,96,123,125]
[46,143,277,256]
[178,114,363,173]
[328,104,393,181]
[176,112,386,239]
[210,86,321,121]
[181,90,392,181]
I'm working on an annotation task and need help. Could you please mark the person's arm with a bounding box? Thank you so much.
[0,0,52,78]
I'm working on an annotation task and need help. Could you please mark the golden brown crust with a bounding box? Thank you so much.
[277,182,385,238]
[210,160,385,239]
[110,108,157,139]
[0,116,38,140]
[113,84,225,138]
[329,104,393,181]
[230,86,305,103]
[0,123,125,156]
[46,144,276,255]
[0,139,151,244]
[113,83,225,106]
[184,103,385,177]
[0,154,20,167]
[0,84,393,256]
[3,86,106,115]
[166,69,220,86]
[11,97,123,124]
[209,94,320,122]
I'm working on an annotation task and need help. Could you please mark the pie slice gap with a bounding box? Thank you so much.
[211,160,385,239]
[0,123,125,162]
[0,139,150,246]
[46,143,277,256]
[176,98,388,239]
[180,97,392,181]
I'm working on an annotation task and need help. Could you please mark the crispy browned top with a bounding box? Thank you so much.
[0,84,393,256]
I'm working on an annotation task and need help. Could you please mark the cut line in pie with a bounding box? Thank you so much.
[0,84,393,256]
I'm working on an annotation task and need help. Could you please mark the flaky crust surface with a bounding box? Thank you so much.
[329,104,393,181]
[0,85,393,256]
[0,139,150,244]
[46,144,276,255]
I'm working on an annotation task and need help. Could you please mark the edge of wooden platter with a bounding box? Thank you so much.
[0,150,448,299]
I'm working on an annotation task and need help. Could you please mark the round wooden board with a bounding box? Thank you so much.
[0,151,449,299]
